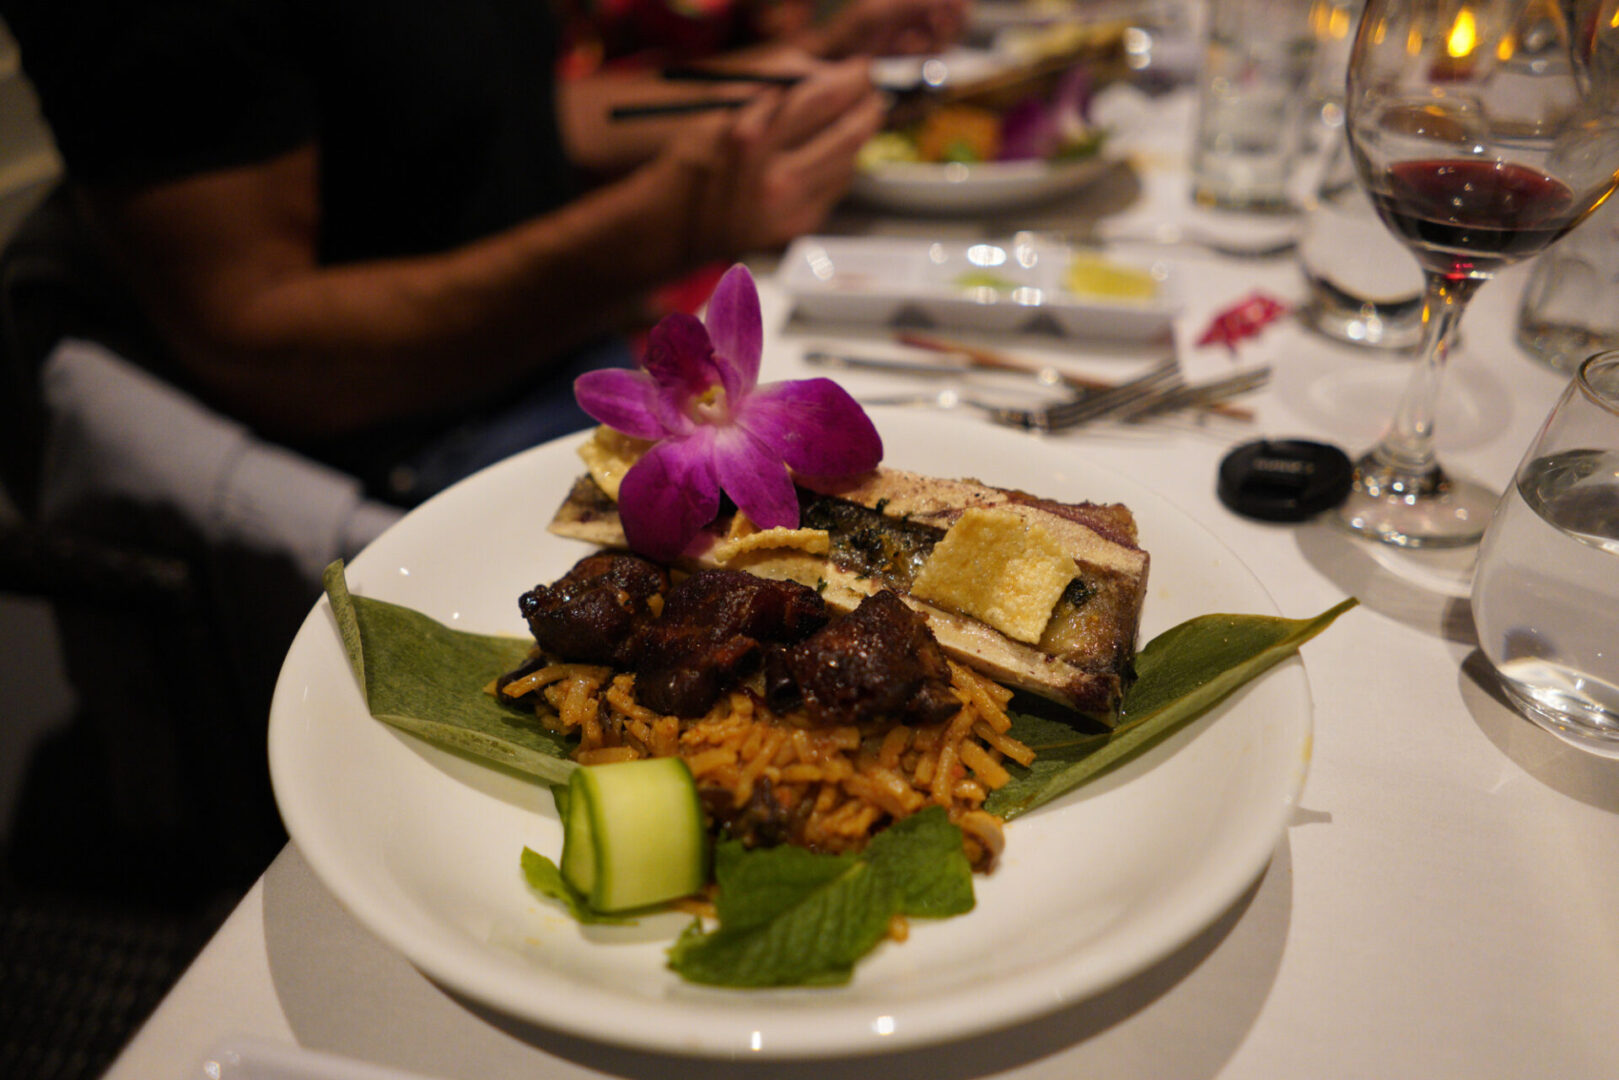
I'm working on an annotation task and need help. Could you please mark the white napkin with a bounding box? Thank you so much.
[36,337,400,589]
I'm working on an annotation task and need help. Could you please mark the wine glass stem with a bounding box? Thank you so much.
[1369,270,1484,475]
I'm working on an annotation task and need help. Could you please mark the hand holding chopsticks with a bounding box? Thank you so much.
[622,60,883,256]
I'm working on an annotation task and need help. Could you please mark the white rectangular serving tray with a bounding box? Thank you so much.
[778,235,1179,342]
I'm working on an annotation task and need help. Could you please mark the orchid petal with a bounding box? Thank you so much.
[998,97,1056,161]
[712,425,800,531]
[573,368,680,440]
[571,262,885,556]
[616,430,720,561]
[1055,65,1093,124]
[738,379,884,477]
[704,265,763,398]
[643,313,721,405]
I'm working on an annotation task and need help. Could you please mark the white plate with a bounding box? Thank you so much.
[268,409,1312,1059]
[779,234,1178,340]
[850,154,1113,214]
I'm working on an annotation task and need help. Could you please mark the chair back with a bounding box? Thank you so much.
[0,187,162,517]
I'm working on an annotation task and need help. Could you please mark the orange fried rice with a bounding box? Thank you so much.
[494,655,1034,870]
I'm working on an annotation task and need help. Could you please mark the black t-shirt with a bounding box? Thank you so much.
[2,0,589,501]
[4,0,579,258]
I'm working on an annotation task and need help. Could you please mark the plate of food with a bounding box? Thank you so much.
[266,397,1329,1058]
[851,59,1115,214]
[779,234,1177,339]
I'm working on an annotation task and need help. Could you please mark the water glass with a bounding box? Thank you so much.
[1296,128,1424,350]
[1515,195,1619,375]
[1470,351,1619,756]
[1302,0,1359,127]
[1189,0,1316,211]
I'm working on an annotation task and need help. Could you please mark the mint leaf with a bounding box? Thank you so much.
[668,807,974,986]
[709,841,861,933]
[863,807,974,918]
[669,853,890,986]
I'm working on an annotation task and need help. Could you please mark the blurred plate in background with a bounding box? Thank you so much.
[849,154,1114,214]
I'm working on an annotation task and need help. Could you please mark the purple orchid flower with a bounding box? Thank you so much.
[998,65,1096,162]
[574,265,883,561]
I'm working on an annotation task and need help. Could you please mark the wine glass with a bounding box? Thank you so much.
[1335,0,1619,547]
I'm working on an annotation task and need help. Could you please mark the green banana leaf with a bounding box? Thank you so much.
[985,598,1358,818]
[323,561,1354,806]
[323,561,576,786]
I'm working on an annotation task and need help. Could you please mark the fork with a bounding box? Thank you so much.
[1113,365,1272,423]
[867,363,1269,431]
[1053,365,1269,430]
[983,359,1181,431]
[861,360,1178,428]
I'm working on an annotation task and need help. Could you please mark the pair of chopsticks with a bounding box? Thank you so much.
[609,67,802,121]
[614,45,1116,121]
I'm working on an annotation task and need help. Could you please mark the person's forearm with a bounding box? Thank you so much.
[86,61,875,443]
[120,157,703,441]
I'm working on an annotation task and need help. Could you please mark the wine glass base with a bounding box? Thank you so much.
[1332,453,1498,548]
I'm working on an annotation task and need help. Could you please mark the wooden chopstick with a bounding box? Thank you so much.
[660,66,803,87]
[609,98,751,120]
[895,332,1113,391]
[610,68,805,120]
[893,332,1256,422]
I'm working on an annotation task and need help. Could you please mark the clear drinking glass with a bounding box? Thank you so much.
[1470,351,1619,756]
[1333,0,1619,547]
[1190,0,1317,211]
[1297,129,1426,349]
[1515,191,1619,374]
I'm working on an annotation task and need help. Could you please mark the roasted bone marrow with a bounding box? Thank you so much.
[548,467,1149,719]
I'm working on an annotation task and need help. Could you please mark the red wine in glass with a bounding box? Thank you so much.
[1366,159,1579,279]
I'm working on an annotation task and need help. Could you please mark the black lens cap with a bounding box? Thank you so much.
[1217,439,1353,522]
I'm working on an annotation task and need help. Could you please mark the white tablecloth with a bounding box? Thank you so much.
[105,85,1619,1080]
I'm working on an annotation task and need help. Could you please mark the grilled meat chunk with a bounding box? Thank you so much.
[518,552,667,664]
[627,569,829,717]
[659,567,829,643]
[631,626,757,718]
[780,590,960,728]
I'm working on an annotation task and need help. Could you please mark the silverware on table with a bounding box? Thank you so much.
[857,361,1269,431]
[1112,365,1272,421]
[992,357,1181,430]
[805,349,1068,387]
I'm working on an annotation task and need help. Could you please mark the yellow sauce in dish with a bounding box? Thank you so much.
[1064,255,1158,300]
